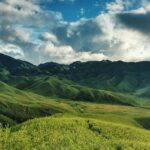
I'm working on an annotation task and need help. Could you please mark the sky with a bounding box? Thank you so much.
[0,0,150,64]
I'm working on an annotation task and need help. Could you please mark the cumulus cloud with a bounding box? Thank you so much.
[0,0,62,63]
[0,0,150,64]
[0,43,24,59]
[117,12,150,34]
[0,26,31,44]
[38,41,107,64]
[0,0,62,25]
[40,32,59,44]
[52,18,104,52]
[106,0,124,13]
[45,0,150,63]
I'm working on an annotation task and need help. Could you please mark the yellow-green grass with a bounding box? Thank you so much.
[1,116,150,150]
[66,100,150,128]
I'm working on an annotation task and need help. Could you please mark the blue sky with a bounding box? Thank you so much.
[42,0,108,21]
[39,0,142,21]
[0,0,150,64]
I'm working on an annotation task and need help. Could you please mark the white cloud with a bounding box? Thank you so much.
[40,32,59,44]
[106,0,124,13]
[93,9,150,62]
[110,28,150,61]
[0,0,62,27]
[0,0,40,24]
[14,27,31,42]
[38,41,107,64]
[0,0,63,63]
[0,0,149,64]
[0,43,24,59]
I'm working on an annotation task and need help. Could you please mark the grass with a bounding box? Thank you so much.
[7,76,150,107]
[1,116,150,150]
[0,79,150,149]
[0,80,150,129]
[0,81,76,125]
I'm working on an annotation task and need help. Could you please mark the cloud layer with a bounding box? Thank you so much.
[0,0,150,64]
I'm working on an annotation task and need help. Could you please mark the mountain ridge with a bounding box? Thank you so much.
[1,53,150,99]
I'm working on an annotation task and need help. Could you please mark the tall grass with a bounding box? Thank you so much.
[1,116,150,150]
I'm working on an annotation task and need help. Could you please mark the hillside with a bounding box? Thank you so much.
[0,81,76,125]
[39,61,150,98]
[0,80,150,129]
[7,76,143,106]
[0,76,150,149]
[1,116,150,150]
[0,53,40,76]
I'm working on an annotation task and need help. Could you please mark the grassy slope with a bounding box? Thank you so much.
[1,116,150,150]
[0,81,150,149]
[76,73,150,98]
[0,80,150,129]
[7,76,149,107]
[0,81,75,125]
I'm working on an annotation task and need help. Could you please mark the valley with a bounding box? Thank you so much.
[0,53,150,149]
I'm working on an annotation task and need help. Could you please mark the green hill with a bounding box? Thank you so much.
[39,61,150,98]
[0,81,75,125]
[10,76,142,106]
[0,80,150,128]
[1,116,150,150]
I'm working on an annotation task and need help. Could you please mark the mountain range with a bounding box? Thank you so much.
[1,53,150,98]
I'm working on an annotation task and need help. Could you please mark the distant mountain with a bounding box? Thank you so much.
[1,53,150,98]
[0,53,41,76]
[39,60,150,98]
[39,60,150,77]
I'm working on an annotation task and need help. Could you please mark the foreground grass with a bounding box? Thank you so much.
[1,116,150,150]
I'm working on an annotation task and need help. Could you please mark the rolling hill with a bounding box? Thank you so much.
[10,76,142,106]
[0,81,76,125]
[1,116,150,150]
[0,80,150,128]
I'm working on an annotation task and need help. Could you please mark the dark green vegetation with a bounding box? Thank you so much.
[1,53,150,98]
[39,61,150,98]
[0,53,150,149]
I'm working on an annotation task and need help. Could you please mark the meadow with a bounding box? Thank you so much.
[1,116,150,150]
